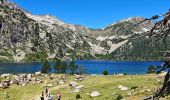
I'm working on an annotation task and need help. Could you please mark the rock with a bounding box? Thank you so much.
[22,83,26,86]
[27,74,32,79]
[72,88,80,93]
[1,74,10,78]
[10,80,14,85]
[0,83,3,88]
[47,84,54,87]
[157,72,167,77]
[59,80,65,84]
[72,85,84,93]
[146,89,152,92]
[75,85,84,89]
[118,85,128,91]
[75,75,86,81]
[35,72,41,75]
[90,91,101,97]
[127,92,132,96]
[69,81,78,87]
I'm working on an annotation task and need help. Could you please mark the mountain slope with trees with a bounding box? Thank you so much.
[0,1,168,62]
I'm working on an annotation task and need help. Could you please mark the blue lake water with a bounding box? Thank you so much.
[0,60,162,74]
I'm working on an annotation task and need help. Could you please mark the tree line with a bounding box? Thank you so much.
[41,59,86,75]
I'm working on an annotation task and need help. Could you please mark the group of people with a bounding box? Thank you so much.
[40,88,61,100]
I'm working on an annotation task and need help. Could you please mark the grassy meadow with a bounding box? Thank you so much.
[0,74,168,100]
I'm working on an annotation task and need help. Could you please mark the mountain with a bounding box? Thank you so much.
[0,1,167,62]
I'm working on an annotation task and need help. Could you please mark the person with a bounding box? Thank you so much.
[40,92,44,100]
[45,88,48,97]
[57,92,61,100]
[48,93,52,100]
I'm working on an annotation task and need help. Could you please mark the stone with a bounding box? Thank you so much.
[1,74,10,78]
[59,80,65,84]
[22,83,26,86]
[90,91,101,97]
[0,83,3,88]
[127,92,132,96]
[146,89,152,92]
[118,85,128,91]
[69,81,78,87]
[35,72,41,75]
[75,85,84,90]
[47,84,54,87]
[72,88,80,93]
[27,74,32,79]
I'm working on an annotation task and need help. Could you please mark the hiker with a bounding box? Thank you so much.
[48,93,52,100]
[40,92,44,100]
[57,92,61,100]
[45,88,48,97]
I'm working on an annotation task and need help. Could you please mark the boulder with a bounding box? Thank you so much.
[22,83,26,86]
[118,85,128,91]
[69,81,78,87]
[35,72,41,75]
[47,84,54,87]
[146,89,152,92]
[75,85,84,90]
[90,91,101,97]
[1,74,10,78]
[59,80,65,84]
[27,74,32,79]
[72,88,80,93]
[0,83,3,88]
[127,92,132,96]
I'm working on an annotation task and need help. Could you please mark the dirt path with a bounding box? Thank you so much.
[32,84,68,100]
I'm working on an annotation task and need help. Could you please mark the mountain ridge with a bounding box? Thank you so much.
[1,1,168,62]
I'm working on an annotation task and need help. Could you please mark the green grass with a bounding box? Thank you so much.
[0,74,164,100]
[0,84,43,100]
[51,75,161,100]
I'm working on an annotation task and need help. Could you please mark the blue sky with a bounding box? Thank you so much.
[11,0,170,29]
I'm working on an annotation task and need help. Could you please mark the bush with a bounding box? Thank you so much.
[116,94,123,100]
[131,86,139,90]
[103,70,109,75]
[147,65,156,74]
[76,94,81,99]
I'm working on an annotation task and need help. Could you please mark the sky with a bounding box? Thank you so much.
[11,0,170,29]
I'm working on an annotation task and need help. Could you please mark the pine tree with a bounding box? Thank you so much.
[69,60,78,74]
[54,59,62,73]
[61,61,67,73]
[41,60,51,73]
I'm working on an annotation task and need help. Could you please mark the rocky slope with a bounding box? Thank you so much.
[1,1,166,62]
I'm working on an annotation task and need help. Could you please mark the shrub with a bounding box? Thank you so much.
[147,65,156,74]
[116,94,123,100]
[131,86,139,90]
[76,94,81,99]
[103,70,109,75]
